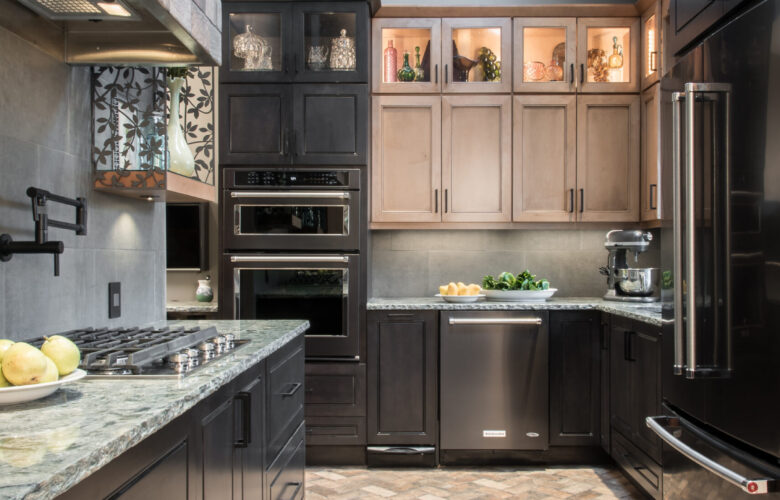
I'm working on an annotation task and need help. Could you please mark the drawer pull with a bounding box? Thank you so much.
[282,482,303,500]
[278,382,302,398]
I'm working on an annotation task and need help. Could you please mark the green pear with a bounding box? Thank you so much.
[40,357,58,384]
[0,366,10,388]
[1,343,49,386]
[0,340,15,363]
[40,336,80,376]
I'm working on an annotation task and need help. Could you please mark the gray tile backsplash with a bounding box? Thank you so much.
[0,27,165,340]
[370,229,660,298]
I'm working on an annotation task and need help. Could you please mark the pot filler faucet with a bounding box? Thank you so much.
[0,187,87,276]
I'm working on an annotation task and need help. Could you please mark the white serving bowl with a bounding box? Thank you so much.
[483,289,557,302]
[0,369,86,405]
[435,294,486,303]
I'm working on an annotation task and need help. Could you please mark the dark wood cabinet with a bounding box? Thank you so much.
[599,313,611,454]
[549,311,601,447]
[367,310,438,446]
[199,396,241,499]
[237,375,266,500]
[608,316,663,498]
[222,2,368,84]
[669,0,746,55]
[266,336,305,464]
[219,84,292,165]
[304,362,367,447]
[292,84,368,165]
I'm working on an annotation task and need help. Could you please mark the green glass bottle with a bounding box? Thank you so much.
[397,51,415,82]
[413,46,425,81]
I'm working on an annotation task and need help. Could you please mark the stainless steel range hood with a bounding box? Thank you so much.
[1,0,221,65]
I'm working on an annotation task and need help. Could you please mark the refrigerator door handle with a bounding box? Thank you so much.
[672,91,685,376]
[646,416,774,495]
[683,82,733,379]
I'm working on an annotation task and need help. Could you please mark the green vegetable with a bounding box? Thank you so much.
[482,270,550,291]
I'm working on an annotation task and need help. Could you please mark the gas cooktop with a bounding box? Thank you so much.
[27,325,249,379]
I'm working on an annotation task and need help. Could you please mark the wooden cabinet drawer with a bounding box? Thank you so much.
[305,416,366,446]
[612,430,662,499]
[305,363,366,417]
[268,422,305,500]
[267,336,305,463]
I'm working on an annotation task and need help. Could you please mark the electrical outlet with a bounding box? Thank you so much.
[109,282,121,318]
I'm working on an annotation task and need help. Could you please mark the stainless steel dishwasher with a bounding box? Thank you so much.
[440,310,549,450]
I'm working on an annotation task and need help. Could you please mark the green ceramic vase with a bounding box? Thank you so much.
[397,51,415,82]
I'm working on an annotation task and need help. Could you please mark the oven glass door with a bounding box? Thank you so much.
[226,192,359,251]
[229,254,359,358]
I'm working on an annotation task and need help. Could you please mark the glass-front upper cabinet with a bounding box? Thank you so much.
[641,2,661,90]
[372,18,442,93]
[513,18,576,93]
[294,2,368,82]
[223,3,291,83]
[577,18,640,93]
[222,2,368,84]
[442,18,512,93]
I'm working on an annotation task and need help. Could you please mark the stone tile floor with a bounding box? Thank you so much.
[305,466,642,499]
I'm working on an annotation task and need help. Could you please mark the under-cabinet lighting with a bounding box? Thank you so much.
[97,1,132,17]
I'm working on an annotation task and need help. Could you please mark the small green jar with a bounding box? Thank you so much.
[397,51,415,82]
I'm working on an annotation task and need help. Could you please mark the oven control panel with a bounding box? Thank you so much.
[232,169,358,189]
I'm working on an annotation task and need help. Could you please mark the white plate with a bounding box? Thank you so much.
[483,289,558,302]
[0,369,86,405]
[435,294,486,303]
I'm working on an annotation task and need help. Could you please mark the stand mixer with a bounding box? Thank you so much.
[600,229,660,302]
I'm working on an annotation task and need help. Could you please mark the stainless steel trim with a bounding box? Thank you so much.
[230,255,349,263]
[367,446,435,454]
[684,83,697,377]
[672,90,685,376]
[447,317,542,326]
[723,87,733,373]
[646,416,774,495]
[230,191,351,199]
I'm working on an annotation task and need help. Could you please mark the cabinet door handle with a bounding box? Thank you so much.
[579,188,584,213]
[387,312,416,318]
[279,382,302,397]
[434,189,439,213]
[294,53,298,74]
[569,188,574,213]
[291,129,297,157]
[444,189,449,213]
[570,63,574,85]
[445,63,449,84]
[234,391,251,448]
[625,331,636,361]
[435,64,439,84]
[580,63,585,84]
[649,183,657,210]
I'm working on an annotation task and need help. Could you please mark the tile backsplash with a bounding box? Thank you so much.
[370,229,660,298]
[0,27,165,340]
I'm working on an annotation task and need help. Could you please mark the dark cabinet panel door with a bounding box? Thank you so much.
[600,313,611,454]
[631,322,662,463]
[292,2,369,83]
[220,84,292,165]
[609,316,633,440]
[292,84,367,165]
[549,311,601,447]
[238,375,266,500]
[367,310,438,445]
[305,362,366,417]
[266,337,305,463]
[669,0,723,55]
[112,442,188,500]
[200,397,238,500]
[268,423,305,500]
[221,3,293,84]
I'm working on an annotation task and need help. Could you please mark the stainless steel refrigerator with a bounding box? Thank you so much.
[650,0,780,497]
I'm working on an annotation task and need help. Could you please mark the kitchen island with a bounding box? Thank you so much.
[0,319,308,500]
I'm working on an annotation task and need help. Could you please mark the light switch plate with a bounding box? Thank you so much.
[108,282,121,319]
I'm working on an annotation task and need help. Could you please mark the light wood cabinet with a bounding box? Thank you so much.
[372,18,442,94]
[577,94,640,222]
[513,18,577,93]
[641,83,661,221]
[442,18,512,94]
[641,2,661,91]
[512,95,577,222]
[577,18,640,93]
[442,95,512,222]
[371,95,441,222]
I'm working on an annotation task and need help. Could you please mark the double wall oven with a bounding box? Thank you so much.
[222,168,363,359]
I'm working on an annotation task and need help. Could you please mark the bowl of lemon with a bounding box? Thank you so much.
[436,282,485,303]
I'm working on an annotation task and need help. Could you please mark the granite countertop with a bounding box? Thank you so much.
[367,297,663,326]
[165,301,219,313]
[0,319,309,500]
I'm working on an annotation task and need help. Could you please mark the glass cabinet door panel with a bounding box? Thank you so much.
[514,18,576,93]
[577,18,639,93]
[304,12,357,73]
[229,13,284,73]
[372,18,441,93]
[442,18,512,93]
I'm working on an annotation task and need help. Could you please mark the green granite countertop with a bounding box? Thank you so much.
[367,297,663,326]
[0,319,309,500]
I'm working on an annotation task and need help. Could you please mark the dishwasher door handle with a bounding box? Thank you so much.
[448,317,542,326]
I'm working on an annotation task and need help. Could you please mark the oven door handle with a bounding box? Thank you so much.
[230,191,351,199]
[230,255,349,263]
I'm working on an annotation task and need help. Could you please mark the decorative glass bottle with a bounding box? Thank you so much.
[608,36,624,69]
[397,51,415,82]
[383,39,397,82]
[413,46,425,81]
